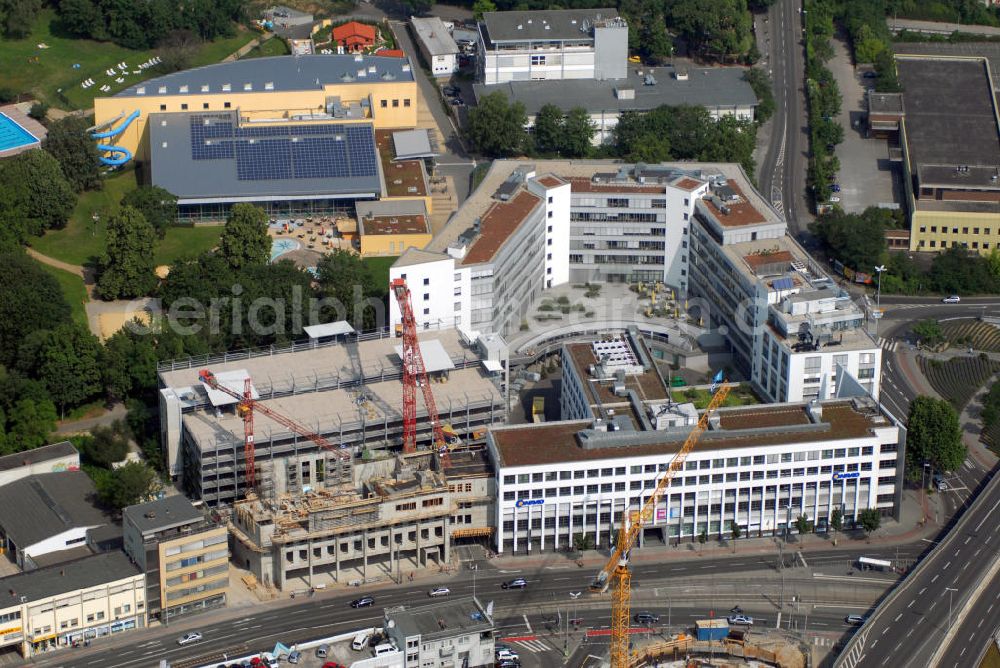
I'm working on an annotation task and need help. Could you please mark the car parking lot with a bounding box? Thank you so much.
[827,37,899,213]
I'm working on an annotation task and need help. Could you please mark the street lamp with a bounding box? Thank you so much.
[873,265,886,340]
[945,587,958,630]
[470,562,478,601]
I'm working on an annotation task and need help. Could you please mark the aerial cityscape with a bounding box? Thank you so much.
[0,0,999,667]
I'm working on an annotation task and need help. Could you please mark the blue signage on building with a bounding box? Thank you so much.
[833,472,860,481]
[515,498,545,508]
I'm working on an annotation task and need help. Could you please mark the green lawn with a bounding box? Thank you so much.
[30,168,139,266]
[243,37,290,59]
[0,8,254,110]
[363,256,398,288]
[155,226,222,266]
[37,262,89,328]
[671,384,761,410]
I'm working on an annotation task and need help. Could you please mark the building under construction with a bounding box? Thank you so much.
[157,328,507,507]
[229,449,494,590]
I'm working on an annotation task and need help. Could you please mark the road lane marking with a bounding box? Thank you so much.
[894,613,902,622]
[943,562,951,570]
[931,574,940,583]
[919,587,927,595]
[907,600,914,608]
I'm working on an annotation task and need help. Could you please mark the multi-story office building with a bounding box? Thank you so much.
[385,596,495,668]
[158,328,505,506]
[477,8,627,85]
[0,551,145,658]
[122,496,229,623]
[687,185,881,403]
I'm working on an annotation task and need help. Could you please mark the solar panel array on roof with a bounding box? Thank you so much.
[772,277,794,291]
[187,113,378,182]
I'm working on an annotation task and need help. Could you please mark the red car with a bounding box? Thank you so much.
[322,663,345,668]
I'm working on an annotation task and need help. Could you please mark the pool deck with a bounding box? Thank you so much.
[0,103,47,159]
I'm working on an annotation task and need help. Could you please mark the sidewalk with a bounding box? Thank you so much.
[488,488,941,573]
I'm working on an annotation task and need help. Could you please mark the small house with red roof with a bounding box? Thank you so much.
[332,21,377,53]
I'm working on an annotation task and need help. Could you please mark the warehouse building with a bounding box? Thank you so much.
[0,441,79,488]
[411,16,460,77]
[158,328,506,506]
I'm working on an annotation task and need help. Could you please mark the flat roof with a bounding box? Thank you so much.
[0,441,77,472]
[202,369,259,407]
[473,66,757,116]
[376,130,427,198]
[392,128,437,159]
[393,339,456,373]
[868,92,904,115]
[114,54,414,98]
[362,213,429,236]
[701,180,769,227]
[0,551,140,608]
[491,400,887,467]
[149,112,382,204]
[303,321,355,338]
[895,57,1000,188]
[566,342,670,406]
[389,596,492,641]
[481,8,620,42]
[462,190,541,265]
[123,495,204,534]
[411,16,459,56]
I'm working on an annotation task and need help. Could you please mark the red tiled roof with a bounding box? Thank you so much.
[333,21,376,43]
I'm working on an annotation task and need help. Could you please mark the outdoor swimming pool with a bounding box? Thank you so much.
[270,238,301,262]
[0,113,39,152]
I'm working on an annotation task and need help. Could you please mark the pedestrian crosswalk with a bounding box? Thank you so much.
[512,638,557,653]
[812,635,835,646]
[877,337,901,353]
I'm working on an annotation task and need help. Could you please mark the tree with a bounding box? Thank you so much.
[852,23,885,65]
[911,319,944,347]
[97,206,157,300]
[0,0,42,39]
[0,252,71,367]
[466,92,527,158]
[668,0,754,62]
[316,250,380,331]
[17,323,103,416]
[811,207,889,271]
[731,523,741,552]
[102,327,159,401]
[906,396,966,477]
[744,68,775,123]
[573,532,595,551]
[219,203,270,271]
[99,461,160,509]
[81,419,130,467]
[929,246,1000,295]
[561,107,596,158]
[398,0,432,15]
[2,397,57,454]
[795,514,811,536]
[472,0,495,20]
[121,186,178,239]
[41,116,102,192]
[830,507,843,538]
[857,508,881,539]
[28,101,48,122]
[697,528,708,550]
[531,104,563,156]
[0,149,75,235]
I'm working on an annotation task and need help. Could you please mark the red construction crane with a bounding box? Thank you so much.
[390,278,449,466]
[198,369,349,493]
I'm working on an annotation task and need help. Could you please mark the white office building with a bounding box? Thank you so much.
[687,188,882,403]
[477,8,628,85]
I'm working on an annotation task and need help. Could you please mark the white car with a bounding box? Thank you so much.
[942,295,961,304]
[727,614,754,626]
[428,587,451,597]
[828,195,841,203]
[177,631,203,645]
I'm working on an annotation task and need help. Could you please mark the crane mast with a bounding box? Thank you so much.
[591,382,732,668]
[390,278,450,466]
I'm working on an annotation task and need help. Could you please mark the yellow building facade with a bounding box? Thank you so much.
[355,200,432,257]
[158,525,229,619]
[93,55,418,161]
[909,210,1000,253]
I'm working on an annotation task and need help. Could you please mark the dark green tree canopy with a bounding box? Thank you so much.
[906,395,965,476]
[121,186,178,239]
[0,149,75,235]
[316,249,381,331]
[98,461,160,509]
[466,92,527,158]
[97,205,157,300]
[17,322,103,415]
[811,207,893,272]
[0,252,71,367]
[219,203,270,270]
[42,116,102,193]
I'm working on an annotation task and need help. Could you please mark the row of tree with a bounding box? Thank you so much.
[465,92,596,158]
[803,0,843,205]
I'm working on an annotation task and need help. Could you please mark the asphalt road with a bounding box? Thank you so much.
[757,0,811,244]
[835,470,1000,668]
[36,543,922,668]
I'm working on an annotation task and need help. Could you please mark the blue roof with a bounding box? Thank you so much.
[149,112,383,204]
[116,55,414,98]
[772,277,794,291]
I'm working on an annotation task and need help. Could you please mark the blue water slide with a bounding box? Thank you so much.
[91,109,140,165]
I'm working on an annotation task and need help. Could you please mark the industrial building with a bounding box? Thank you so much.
[687,179,881,403]
[228,449,494,590]
[411,17,460,77]
[476,8,628,85]
[157,328,506,506]
[0,551,145,658]
[474,65,758,145]
[122,496,229,624]
[384,596,495,668]
[867,55,1000,254]
[0,441,79,488]
[489,370,904,554]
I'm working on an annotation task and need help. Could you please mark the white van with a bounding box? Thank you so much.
[372,643,396,657]
[352,631,371,651]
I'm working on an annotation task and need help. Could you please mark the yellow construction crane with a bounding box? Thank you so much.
[589,381,732,668]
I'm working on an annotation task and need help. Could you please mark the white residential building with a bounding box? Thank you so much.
[477,8,628,85]
[385,596,495,668]
[411,17,459,77]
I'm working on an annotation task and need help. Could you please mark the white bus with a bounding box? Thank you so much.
[858,556,892,571]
